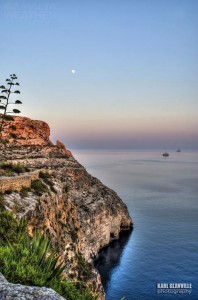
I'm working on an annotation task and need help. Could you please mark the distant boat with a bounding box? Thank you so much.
[176,148,181,152]
[163,152,169,157]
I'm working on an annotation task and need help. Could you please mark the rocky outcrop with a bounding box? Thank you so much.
[0,115,72,158]
[0,273,65,300]
[0,115,133,298]
[1,116,52,146]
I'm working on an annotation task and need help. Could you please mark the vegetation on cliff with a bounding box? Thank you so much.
[0,210,97,300]
[0,162,30,176]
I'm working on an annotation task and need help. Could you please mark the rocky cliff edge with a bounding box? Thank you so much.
[0,116,133,299]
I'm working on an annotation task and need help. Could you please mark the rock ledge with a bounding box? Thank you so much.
[0,273,64,300]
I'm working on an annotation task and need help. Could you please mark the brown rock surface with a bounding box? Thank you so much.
[1,115,51,146]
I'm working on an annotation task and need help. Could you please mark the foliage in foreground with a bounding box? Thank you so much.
[0,210,27,244]
[0,211,97,300]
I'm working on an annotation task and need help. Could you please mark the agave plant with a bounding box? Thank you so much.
[0,215,97,299]
[25,230,66,282]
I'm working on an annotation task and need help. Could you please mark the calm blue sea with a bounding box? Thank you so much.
[72,150,198,300]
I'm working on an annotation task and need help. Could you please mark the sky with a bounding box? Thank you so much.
[0,0,198,149]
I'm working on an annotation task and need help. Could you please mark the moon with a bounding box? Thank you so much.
[71,69,76,74]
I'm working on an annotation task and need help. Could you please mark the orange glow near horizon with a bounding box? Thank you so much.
[49,113,197,140]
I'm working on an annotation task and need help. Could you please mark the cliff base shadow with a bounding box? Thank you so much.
[94,229,133,290]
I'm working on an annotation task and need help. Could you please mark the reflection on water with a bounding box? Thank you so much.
[94,230,132,289]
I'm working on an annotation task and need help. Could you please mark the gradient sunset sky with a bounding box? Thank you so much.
[0,0,197,149]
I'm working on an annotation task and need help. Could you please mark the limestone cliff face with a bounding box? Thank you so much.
[0,116,133,298]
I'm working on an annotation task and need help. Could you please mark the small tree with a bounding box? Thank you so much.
[0,74,22,140]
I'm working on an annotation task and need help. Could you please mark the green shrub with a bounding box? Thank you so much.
[0,229,97,299]
[20,186,30,198]
[4,115,14,121]
[12,163,29,174]
[0,194,5,209]
[31,179,49,195]
[0,210,27,245]
[0,231,65,285]
[49,278,98,300]
[0,163,13,170]
[39,171,52,179]
[0,162,29,175]
[4,169,14,177]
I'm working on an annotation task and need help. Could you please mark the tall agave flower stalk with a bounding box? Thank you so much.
[0,74,22,141]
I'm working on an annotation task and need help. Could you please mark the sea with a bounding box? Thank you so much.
[72,149,198,300]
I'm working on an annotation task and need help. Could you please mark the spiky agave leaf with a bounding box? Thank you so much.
[38,237,52,266]
[34,231,50,260]
[47,260,66,282]
[43,253,58,273]
[26,230,66,282]
[16,218,27,241]
[29,231,51,264]
[43,254,65,282]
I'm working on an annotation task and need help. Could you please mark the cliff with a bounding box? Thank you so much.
[0,116,133,299]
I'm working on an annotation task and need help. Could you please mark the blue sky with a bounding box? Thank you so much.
[0,0,197,149]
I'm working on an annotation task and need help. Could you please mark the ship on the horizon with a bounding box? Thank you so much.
[176,148,181,152]
[163,152,169,157]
